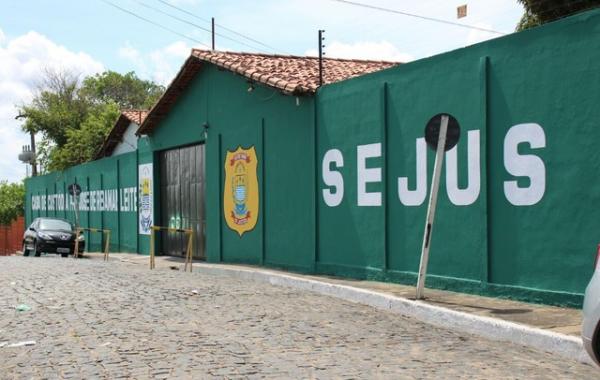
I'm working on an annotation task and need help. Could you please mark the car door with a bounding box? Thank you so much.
[25,219,38,245]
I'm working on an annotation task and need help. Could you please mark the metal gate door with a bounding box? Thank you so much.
[159,144,205,259]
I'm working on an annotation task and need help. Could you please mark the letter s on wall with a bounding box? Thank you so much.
[322,149,345,207]
[503,123,546,206]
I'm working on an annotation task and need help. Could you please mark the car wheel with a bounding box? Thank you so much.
[61,252,68,258]
[33,240,41,257]
[22,242,29,257]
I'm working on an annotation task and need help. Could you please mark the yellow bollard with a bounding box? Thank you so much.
[188,231,193,272]
[149,226,156,270]
[184,230,193,272]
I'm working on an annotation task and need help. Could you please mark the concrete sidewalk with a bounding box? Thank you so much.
[83,252,590,364]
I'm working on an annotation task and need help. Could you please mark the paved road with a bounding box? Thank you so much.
[0,256,597,379]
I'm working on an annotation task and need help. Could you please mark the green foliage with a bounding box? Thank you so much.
[47,103,120,171]
[19,70,89,146]
[516,9,542,31]
[0,181,25,225]
[17,69,164,172]
[80,71,165,109]
[517,0,600,31]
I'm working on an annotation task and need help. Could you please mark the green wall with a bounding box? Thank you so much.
[315,9,600,306]
[145,65,315,271]
[23,10,600,307]
[25,151,138,253]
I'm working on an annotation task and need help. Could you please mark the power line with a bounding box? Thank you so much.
[329,0,507,35]
[135,1,266,52]
[155,0,284,53]
[100,0,211,48]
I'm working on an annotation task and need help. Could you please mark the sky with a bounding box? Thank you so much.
[0,0,524,183]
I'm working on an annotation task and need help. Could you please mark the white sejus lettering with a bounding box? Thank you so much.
[322,149,345,207]
[503,123,546,206]
[398,137,428,206]
[321,123,546,208]
[357,143,382,207]
[446,130,481,206]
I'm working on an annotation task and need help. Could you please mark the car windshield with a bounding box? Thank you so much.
[38,219,73,231]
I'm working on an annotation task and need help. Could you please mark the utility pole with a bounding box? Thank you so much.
[318,30,325,87]
[212,17,215,50]
[30,131,37,176]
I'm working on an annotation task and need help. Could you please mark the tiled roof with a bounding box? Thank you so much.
[137,50,399,135]
[122,109,149,126]
[192,49,398,94]
[95,110,149,159]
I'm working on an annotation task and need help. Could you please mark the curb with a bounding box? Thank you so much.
[191,263,592,365]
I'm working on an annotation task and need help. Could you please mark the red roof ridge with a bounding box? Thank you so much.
[191,48,402,65]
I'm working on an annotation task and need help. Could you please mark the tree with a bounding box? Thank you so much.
[47,103,120,171]
[0,181,25,225]
[517,0,600,31]
[17,69,164,172]
[80,71,165,110]
[19,69,89,147]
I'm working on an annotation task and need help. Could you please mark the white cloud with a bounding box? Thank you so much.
[118,43,142,63]
[119,41,200,86]
[306,40,413,63]
[164,41,191,58]
[0,27,104,183]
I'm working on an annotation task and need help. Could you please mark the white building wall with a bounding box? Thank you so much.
[111,122,138,156]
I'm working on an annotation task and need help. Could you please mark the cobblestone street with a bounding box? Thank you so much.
[0,256,597,379]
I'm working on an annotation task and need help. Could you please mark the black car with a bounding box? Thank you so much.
[22,217,85,257]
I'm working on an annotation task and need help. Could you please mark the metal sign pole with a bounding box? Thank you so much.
[75,186,81,258]
[416,114,449,300]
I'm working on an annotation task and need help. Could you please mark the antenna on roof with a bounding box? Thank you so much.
[212,17,215,50]
[318,30,325,87]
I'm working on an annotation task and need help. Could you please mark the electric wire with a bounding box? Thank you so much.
[135,1,267,52]
[100,0,211,48]
[328,0,507,35]
[155,0,284,54]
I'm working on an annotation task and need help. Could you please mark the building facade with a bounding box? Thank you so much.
[25,9,600,306]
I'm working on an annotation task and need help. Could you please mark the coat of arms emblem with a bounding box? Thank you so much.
[223,146,259,236]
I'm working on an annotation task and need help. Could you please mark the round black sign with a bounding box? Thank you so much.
[68,183,82,196]
[424,113,461,152]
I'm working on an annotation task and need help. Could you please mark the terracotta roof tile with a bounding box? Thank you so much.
[121,109,149,125]
[191,49,398,95]
[137,50,400,135]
